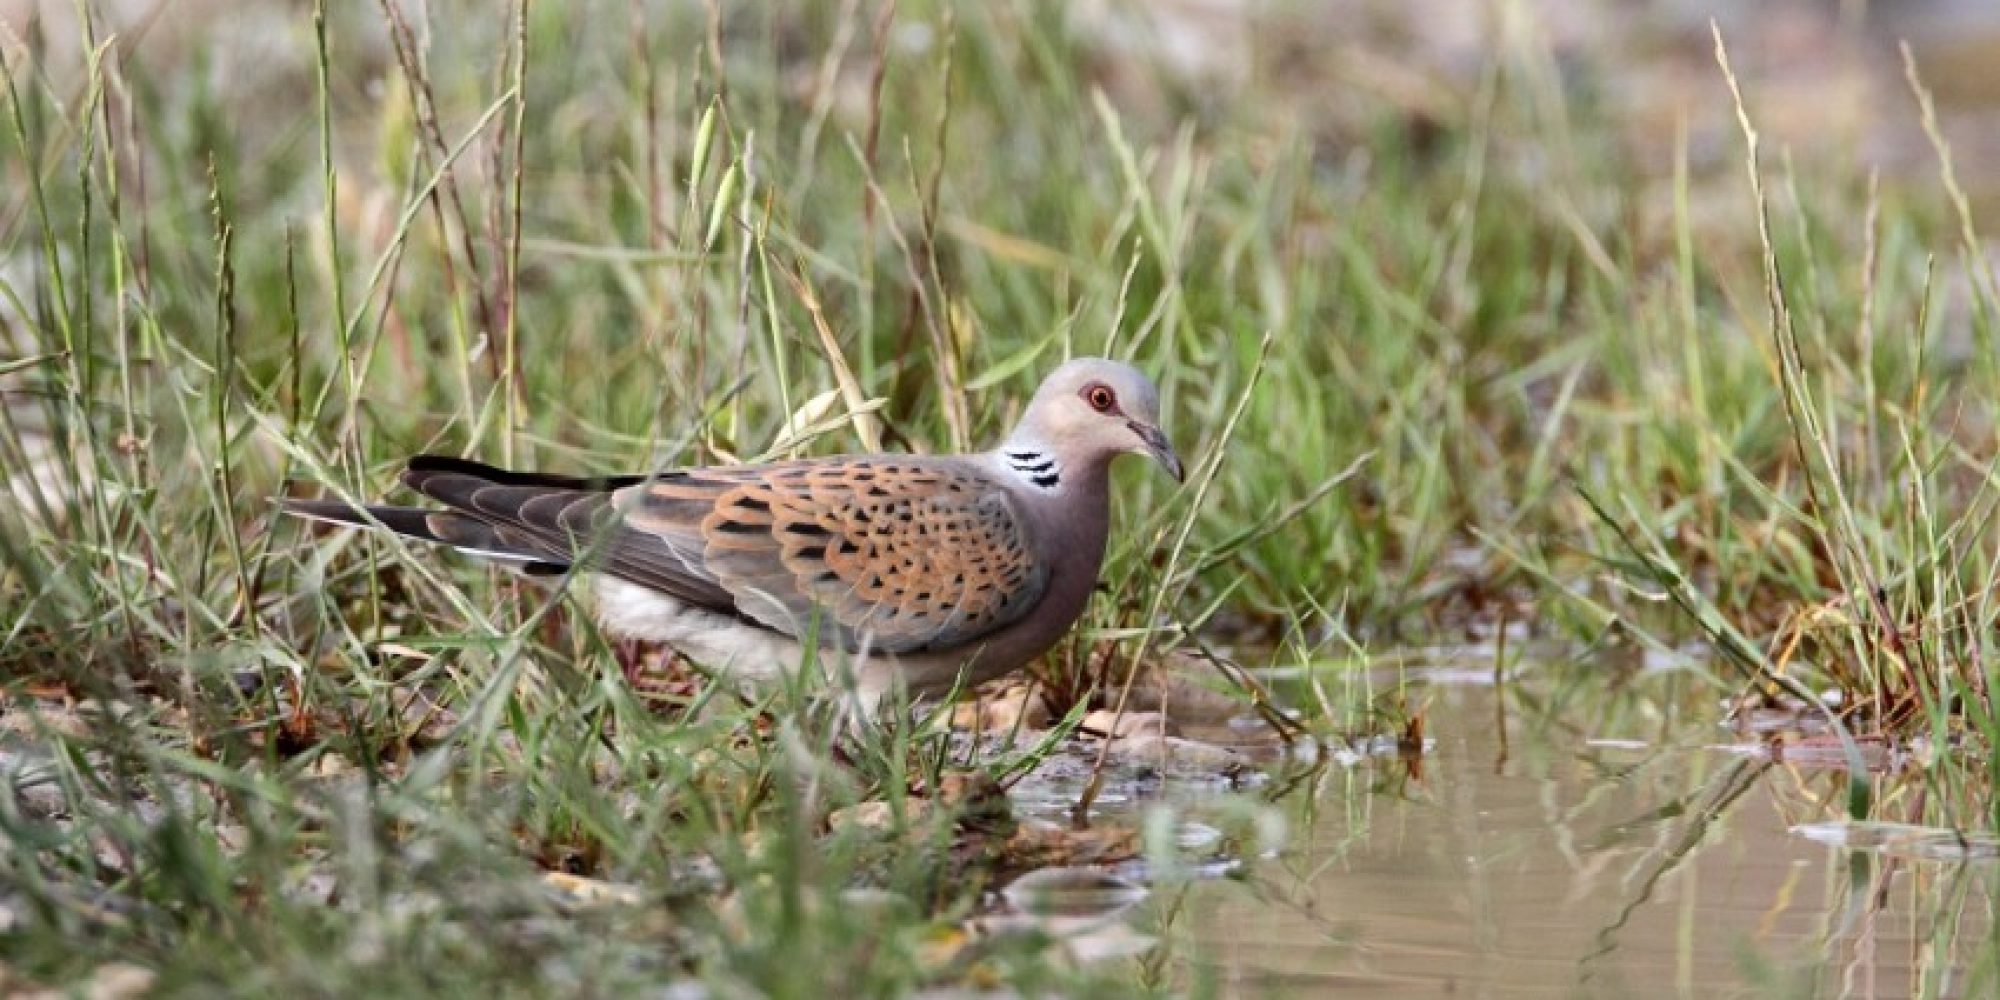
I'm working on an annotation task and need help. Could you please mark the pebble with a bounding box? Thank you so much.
[1080,710,1175,741]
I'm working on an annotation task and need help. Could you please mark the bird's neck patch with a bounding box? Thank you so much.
[1003,448,1062,491]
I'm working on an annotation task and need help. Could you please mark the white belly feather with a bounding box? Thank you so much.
[590,576,1001,720]
[591,577,809,683]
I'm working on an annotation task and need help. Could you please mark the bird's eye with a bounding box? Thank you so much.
[1084,383,1117,413]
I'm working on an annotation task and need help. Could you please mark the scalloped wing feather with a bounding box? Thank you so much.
[618,458,1046,654]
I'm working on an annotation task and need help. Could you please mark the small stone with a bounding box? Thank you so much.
[306,752,353,779]
[828,799,923,834]
[832,771,1014,837]
[1114,734,1246,769]
[1062,922,1160,964]
[540,871,644,910]
[3,699,92,740]
[92,964,155,1000]
[214,823,252,855]
[1001,820,1143,870]
[930,770,1013,835]
[1081,710,1174,741]
[76,699,139,725]
[930,770,1003,808]
[3,750,67,818]
[951,683,1052,733]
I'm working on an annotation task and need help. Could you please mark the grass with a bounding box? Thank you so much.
[5,0,2000,993]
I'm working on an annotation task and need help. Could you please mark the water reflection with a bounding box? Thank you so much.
[1185,678,1998,998]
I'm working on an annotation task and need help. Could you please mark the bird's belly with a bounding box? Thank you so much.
[590,577,1037,705]
[591,577,810,683]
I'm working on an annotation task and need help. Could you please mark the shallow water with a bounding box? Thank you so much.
[1174,676,1998,999]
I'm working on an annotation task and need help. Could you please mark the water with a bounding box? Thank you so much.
[1168,677,1998,998]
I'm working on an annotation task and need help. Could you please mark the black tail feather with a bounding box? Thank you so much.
[279,499,443,540]
[277,498,571,573]
[403,454,654,492]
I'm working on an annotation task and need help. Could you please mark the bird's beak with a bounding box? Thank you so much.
[1128,421,1185,482]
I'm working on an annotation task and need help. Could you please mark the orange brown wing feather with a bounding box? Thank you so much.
[620,459,1045,654]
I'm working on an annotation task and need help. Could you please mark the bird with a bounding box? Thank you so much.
[282,357,1183,718]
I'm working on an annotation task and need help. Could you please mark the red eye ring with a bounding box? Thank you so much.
[1083,383,1118,413]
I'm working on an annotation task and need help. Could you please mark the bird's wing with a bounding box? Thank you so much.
[617,457,1048,654]
[400,457,744,616]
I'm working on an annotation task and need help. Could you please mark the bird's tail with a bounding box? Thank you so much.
[277,496,569,575]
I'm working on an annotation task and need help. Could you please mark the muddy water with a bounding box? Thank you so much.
[1177,675,1997,999]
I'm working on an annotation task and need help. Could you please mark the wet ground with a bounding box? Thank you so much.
[967,650,1998,997]
[1130,671,2000,998]
[10,655,1993,997]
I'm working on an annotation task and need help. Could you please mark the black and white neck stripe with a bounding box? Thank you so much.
[1004,449,1062,490]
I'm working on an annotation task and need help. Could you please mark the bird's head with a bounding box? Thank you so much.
[1010,357,1183,483]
